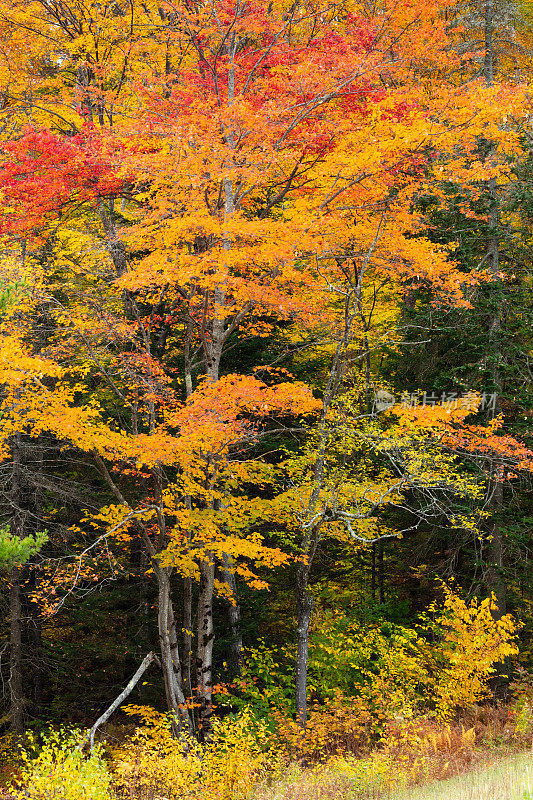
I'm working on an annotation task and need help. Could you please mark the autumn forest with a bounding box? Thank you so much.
[0,0,531,797]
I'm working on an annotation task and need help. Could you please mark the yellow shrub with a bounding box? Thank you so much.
[113,709,202,799]
[362,627,430,724]
[13,730,112,800]
[114,706,271,800]
[308,588,518,728]
[307,608,432,732]
[203,712,273,798]
[429,588,519,718]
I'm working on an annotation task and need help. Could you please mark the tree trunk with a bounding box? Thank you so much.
[87,652,157,751]
[29,434,44,715]
[221,552,243,676]
[378,539,385,604]
[295,563,314,730]
[98,198,128,278]
[156,567,191,735]
[485,474,506,616]
[482,0,506,624]
[190,42,237,735]
[9,569,23,736]
[24,574,44,718]
[484,0,494,85]
[196,556,215,736]
[29,616,43,715]
[183,575,193,703]
[9,433,24,735]
[371,542,376,601]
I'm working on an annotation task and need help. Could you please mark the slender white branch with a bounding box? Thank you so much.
[83,651,160,751]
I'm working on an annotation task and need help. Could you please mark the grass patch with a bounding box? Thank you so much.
[391,752,533,800]
[254,750,533,800]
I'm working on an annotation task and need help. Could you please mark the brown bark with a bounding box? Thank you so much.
[9,569,23,736]
[9,433,24,735]
[295,564,313,731]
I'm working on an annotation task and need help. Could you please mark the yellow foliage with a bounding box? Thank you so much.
[305,587,519,728]
[429,588,520,718]
[114,707,272,800]
[13,730,112,800]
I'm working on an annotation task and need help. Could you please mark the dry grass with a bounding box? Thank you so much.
[391,751,533,800]
[254,751,533,800]
[252,761,387,800]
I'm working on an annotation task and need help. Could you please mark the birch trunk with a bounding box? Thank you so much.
[221,552,243,675]
[183,575,193,703]
[196,557,215,736]
[191,30,239,734]
[157,567,192,735]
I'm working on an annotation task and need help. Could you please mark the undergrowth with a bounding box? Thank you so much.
[3,695,531,800]
[4,590,531,800]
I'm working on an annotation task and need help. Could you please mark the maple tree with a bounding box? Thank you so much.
[0,0,529,752]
